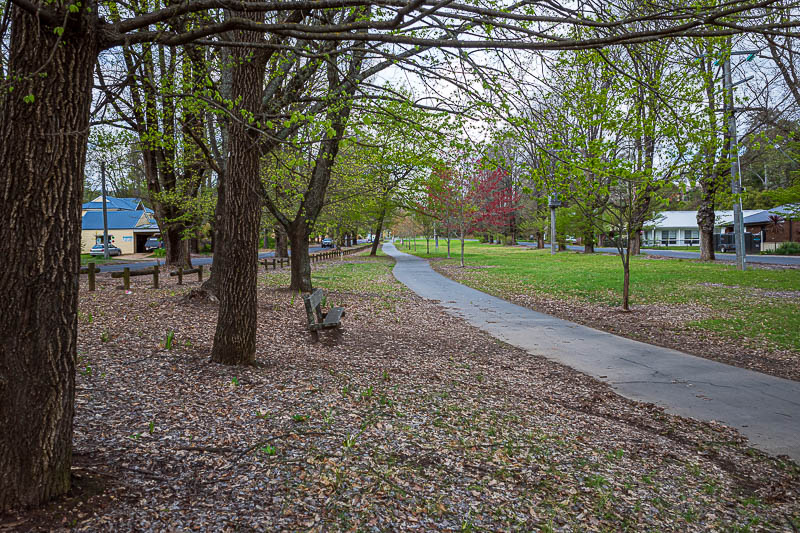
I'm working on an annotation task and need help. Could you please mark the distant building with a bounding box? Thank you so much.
[643,210,762,246]
[722,204,800,252]
[80,196,159,255]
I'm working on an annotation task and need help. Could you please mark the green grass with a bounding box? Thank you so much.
[404,241,800,352]
[80,254,119,265]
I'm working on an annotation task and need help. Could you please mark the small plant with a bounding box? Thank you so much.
[323,409,335,426]
[341,384,350,397]
[261,444,277,456]
[256,409,271,420]
[231,376,239,387]
[382,369,390,382]
[360,386,374,401]
[342,434,357,449]
[81,365,92,377]
[292,414,308,423]
[148,420,155,434]
[100,330,110,342]
[774,241,800,255]
[151,248,166,257]
[164,329,175,350]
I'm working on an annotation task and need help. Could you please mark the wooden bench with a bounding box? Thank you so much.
[303,288,345,333]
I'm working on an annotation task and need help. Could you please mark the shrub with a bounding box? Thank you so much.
[774,242,800,255]
[152,248,166,257]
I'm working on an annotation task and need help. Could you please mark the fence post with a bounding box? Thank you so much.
[153,266,159,289]
[177,267,183,285]
[198,265,203,282]
[123,267,130,290]
[88,262,96,292]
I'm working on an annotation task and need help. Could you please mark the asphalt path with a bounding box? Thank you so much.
[517,242,800,266]
[93,246,326,272]
[384,242,800,460]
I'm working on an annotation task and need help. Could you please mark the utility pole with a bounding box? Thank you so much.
[101,160,110,260]
[723,39,746,271]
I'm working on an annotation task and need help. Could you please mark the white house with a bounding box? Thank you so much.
[643,210,761,246]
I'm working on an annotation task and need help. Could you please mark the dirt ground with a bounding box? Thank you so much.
[3,256,799,531]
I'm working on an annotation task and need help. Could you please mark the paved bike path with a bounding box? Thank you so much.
[384,243,800,460]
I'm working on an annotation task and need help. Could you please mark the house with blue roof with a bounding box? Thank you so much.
[81,196,160,255]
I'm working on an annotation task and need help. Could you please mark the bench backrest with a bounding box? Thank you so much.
[304,288,325,324]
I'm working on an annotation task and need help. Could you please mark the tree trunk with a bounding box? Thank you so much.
[370,210,385,256]
[275,224,288,258]
[537,232,544,249]
[583,229,595,253]
[697,188,717,261]
[447,235,451,258]
[460,226,465,267]
[629,232,641,255]
[622,261,630,311]
[0,10,97,510]
[289,226,312,292]
[210,19,264,366]
[164,226,191,267]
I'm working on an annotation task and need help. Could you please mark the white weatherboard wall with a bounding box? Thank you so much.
[644,210,761,246]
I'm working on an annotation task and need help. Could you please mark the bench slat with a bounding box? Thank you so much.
[322,307,344,327]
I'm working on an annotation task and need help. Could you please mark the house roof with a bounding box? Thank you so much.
[82,210,146,230]
[649,210,762,229]
[741,204,800,225]
[83,196,153,213]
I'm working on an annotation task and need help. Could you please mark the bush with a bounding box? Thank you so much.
[200,243,212,254]
[152,248,166,257]
[774,242,800,255]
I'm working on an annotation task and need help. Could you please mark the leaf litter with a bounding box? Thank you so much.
[7,254,799,531]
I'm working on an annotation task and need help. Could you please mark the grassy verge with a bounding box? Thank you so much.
[402,240,800,366]
[80,254,120,265]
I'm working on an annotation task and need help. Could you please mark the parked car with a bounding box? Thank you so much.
[89,243,122,256]
[145,236,163,252]
[321,238,334,248]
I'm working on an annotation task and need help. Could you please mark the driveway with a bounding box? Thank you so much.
[384,242,800,460]
[517,242,800,266]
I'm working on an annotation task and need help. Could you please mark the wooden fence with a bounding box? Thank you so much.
[79,243,373,291]
[262,244,372,271]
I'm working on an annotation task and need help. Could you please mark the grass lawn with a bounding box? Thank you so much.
[80,253,121,265]
[400,239,800,378]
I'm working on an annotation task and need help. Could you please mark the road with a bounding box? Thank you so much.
[517,242,800,266]
[92,246,327,272]
[385,242,800,460]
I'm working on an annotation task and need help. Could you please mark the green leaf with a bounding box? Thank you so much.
[23,94,35,104]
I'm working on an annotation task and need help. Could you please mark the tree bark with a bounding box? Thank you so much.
[0,8,97,511]
[583,229,595,253]
[275,224,288,258]
[697,195,717,261]
[289,225,313,292]
[370,208,385,256]
[210,16,264,366]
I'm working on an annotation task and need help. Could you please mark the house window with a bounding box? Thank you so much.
[660,230,677,245]
[684,229,699,245]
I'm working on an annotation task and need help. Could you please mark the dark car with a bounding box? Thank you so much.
[321,238,334,248]
[90,243,122,256]
[145,236,163,252]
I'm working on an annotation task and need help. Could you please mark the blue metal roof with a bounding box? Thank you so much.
[82,196,152,211]
[82,210,145,230]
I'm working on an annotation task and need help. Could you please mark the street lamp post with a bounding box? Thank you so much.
[100,160,110,260]
[723,40,746,271]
